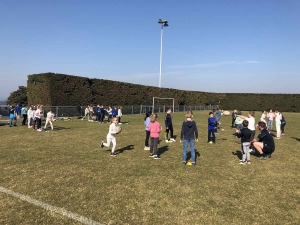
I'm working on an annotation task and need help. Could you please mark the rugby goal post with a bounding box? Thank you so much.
[152,97,175,114]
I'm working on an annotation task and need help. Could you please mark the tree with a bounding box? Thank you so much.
[6,86,28,105]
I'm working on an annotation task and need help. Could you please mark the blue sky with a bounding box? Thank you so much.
[1,0,299,100]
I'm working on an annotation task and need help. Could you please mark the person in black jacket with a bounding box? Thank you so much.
[251,121,275,160]
[231,109,237,128]
[164,108,175,142]
[236,120,252,164]
[180,110,198,165]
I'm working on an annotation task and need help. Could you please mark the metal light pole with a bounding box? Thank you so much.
[158,19,169,88]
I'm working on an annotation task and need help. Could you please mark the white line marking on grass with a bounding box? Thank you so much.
[0,186,104,225]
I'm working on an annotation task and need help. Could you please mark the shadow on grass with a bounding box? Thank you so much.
[186,149,201,162]
[106,145,135,154]
[53,127,71,130]
[291,137,300,142]
[158,145,169,156]
[232,150,242,160]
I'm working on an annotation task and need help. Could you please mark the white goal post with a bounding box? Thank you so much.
[152,97,175,114]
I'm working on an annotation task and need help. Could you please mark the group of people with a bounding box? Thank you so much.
[82,105,122,124]
[8,104,55,131]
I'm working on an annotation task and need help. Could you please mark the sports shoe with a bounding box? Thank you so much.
[182,161,186,165]
[265,154,272,158]
[275,137,281,139]
[100,141,104,148]
[110,153,117,157]
[209,141,213,144]
[154,155,161,159]
[239,161,246,165]
[165,140,170,143]
[281,133,285,136]
[256,155,266,160]
[144,146,150,150]
[247,161,251,164]
[249,149,255,153]
[192,162,196,166]
[170,138,176,142]
[149,154,154,157]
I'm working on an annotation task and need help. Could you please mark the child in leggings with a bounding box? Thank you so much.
[148,114,162,159]
[101,117,118,156]
[164,108,175,142]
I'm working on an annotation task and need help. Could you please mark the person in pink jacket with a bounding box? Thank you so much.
[148,114,162,159]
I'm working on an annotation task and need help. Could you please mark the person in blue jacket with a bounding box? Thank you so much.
[208,112,216,143]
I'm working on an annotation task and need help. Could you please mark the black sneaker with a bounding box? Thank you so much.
[256,155,266,160]
[153,155,161,159]
[265,154,272,158]
[110,153,117,157]
[100,141,104,148]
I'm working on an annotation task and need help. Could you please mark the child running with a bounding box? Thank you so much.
[148,114,162,159]
[164,108,175,142]
[236,120,252,165]
[180,110,198,166]
[101,117,119,157]
[44,109,54,130]
[208,112,216,144]
[144,112,151,150]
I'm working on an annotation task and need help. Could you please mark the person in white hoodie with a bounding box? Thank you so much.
[100,117,119,157]
[44,109,55,130]
[117,106,123,124]
[27,106,34,128]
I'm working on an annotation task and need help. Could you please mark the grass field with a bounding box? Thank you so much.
[1,111,300,225]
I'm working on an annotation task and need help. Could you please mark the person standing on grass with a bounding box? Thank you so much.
[112,107,118,118]
[96,104,101,122]
[100,117,119,157]
[9,105,17,127]
[267,109,274,130]
[236,120,252,165]
[215,108,221,125]
[180,110,198,166]
[81,105,90,120]
[27,106,34,128]
[100,105,105,123]
[117,106,123,123]
[144,112,151,150]
[260,110,267,123]
[274,108,282,139]
[21,104,28,126]
[88,105,94,122]
[106,106,113,123]
[251,122,275,160]
[35,105,44,132]
[16,103,22,120]
[44,109,54,130]
[238,111,256,141]
[32,105,37,130]
[208,112,216,144]
[148,114,162,159]
[281,113,286,135]
[164,108,175,142]
[213,109,219,134]
[231,109,237,128]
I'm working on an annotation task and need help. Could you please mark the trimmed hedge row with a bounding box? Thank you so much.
[27,73,300,112]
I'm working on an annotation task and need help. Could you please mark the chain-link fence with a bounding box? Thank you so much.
[1,105,219,119]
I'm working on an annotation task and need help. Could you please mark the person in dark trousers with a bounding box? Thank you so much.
[251,122,275,160]
[164,108,175,142]
[281,114,286,135]
[96,104,101,122]
[21,104,28,125]
[180,110,198,166]
[208,112,216,143]
[231,109,237,128]
[100,105,105,123]
[213,109,219,133]
[236,120,252,164]
[144,112,151,150]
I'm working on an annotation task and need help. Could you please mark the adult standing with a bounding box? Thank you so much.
[35,105,44,132]
[21,104,28,125]
[251,122,275,160]
[89,105,94,122]
[16,104,22,119]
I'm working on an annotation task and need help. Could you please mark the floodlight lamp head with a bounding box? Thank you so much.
[158,19,168,24]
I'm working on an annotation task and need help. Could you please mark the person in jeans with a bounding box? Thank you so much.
[180,110,198,166]
[267,109,274,130]
[148,114,162,159]
[144,112,151,150]
[236,120,252,164]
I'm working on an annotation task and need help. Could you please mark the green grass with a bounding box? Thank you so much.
[1,111,300,225]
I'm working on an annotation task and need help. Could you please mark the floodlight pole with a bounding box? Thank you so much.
[159,24,164,88]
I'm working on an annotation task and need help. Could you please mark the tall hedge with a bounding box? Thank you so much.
[27,73,300,112]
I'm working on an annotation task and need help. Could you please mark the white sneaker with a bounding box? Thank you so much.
[144,146,150,150]
[170,138,176,142]
[165,140,169,143]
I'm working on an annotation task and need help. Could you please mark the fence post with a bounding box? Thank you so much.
[56,106,58,119]
[132,106,133,114]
